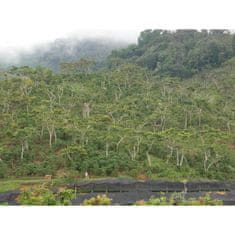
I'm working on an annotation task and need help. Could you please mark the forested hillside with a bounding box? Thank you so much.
[0,38,128,71]
[109,29,235,77]
[0,30,234,181]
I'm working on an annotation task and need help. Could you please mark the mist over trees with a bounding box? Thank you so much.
[0,37,129,71]
[0,29,234,181]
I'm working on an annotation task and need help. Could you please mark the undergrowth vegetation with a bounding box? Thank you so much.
[135,193,223,205]
[17,184,75,205]
[0,30,234,181]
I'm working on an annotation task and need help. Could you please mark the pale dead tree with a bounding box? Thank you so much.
[46,122,57,148]
[227,120,231,132]
[40,125,44,140]
[136,137,142,155]
[157,106,167,131]
[108,112,116,124]
[105,127,112,157]
[2,102,10,113]
[165,87,173,102]
[57,85,64,105]
[85,171,89,179]
[117,115,127,124]
[21,140,29,160]
[116,136,125,151]
[105,142,109,157]
[182,180,188,197]
[143,79,152,97]
[46,89,57,111]
[124,77,129,89]
[188,110,192,126]
[100,81,106,90]
[80,125,91,146]
[21,82,33,114]
[166,145,174,163]
[179,151,185,167]
[203,150,210,172]
[184,110,188,129]
[82,103,91,118]
[161,86,166,97]
[1,90,10,113]
[146,141,154,167]
[46,85,65,108]
[108,112,127,125]
[114,85,122,101]
[146,151,152,167]
[54,129,57,144]
[204,151,221,172]
[20,77,33,97]
[136,122,148,131]
[128,146,138,160]
[128,137,142,160]
[176,148,180,166]
[175,148,185,167]
[184,109,192,129]
[160,115,166,131]
[198,109,202,127]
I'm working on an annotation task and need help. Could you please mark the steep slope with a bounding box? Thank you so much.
[109,29,235,78]
[0,57,234,180]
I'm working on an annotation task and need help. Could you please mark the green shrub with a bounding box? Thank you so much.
[16,162,55,177]
[58,189,76,205]
[0,162,9,178]
[82,194,112,205]
[17,184,75,205]
[17,185,57,205]
[135,193,223,206]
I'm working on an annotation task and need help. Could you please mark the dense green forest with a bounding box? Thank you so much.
[109,29,235,77]
[0,29,234,180]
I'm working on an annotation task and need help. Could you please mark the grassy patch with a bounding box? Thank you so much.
[0,178,48,193]
[0,202,8,205]
[0,177,97,193]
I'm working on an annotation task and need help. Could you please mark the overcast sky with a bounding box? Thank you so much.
[0,0,234,52]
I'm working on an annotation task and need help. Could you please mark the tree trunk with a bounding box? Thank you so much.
[176,148,179,166]
[49,131,52,148]
[184,112,188,129]
[204,151,209,172]
[116,136,125,151]
[146,152,152,167]
[179,152,184,167]
[105,142,109,157]
[198,109,202,127]
[21,144,24,160]
[54,129,57,144]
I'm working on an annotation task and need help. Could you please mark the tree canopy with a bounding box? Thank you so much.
[109,29,234,78]
[0,29,234,181]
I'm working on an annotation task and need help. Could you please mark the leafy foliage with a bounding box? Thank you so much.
[109,29,234,77]
[82,194,112,205]
[17,184,75,205]
[0,30,235,181]
[135,193,223,205]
